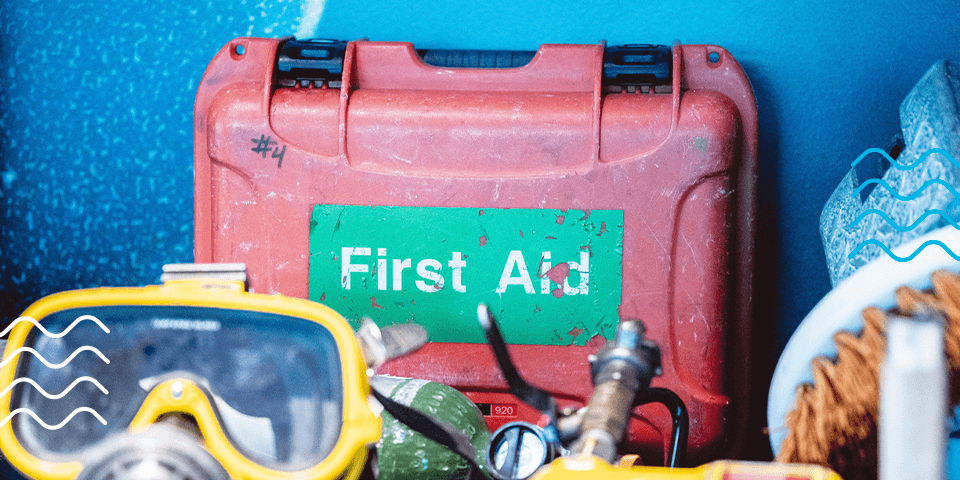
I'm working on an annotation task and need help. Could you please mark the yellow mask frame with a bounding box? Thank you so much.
[0,278,381,480]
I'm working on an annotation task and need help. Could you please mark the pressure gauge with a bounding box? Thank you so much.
[486,422,557,480]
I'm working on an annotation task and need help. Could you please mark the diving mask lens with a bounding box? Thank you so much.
[9,305,344,471]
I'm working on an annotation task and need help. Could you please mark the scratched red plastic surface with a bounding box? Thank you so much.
[194,38,757,462]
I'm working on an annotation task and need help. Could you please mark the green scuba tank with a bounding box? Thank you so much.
[372,376,491,480]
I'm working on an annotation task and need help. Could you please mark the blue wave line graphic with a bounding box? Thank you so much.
[848,239,960,262]
[0,376,109,399]
[0,347,110,369]
[0,315,110,338]
[850,147,959,171]
[850,178,960,201]
[0,407,107,429]
[847,209,960,232]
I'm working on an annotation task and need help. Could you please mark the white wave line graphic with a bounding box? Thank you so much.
[0,315,110,338]
[0,347,110,369]
[0,407,107,429]
[0,376,108,399]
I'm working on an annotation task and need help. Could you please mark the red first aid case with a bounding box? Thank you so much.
[194,37,757,462]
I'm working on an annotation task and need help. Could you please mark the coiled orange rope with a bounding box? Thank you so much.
[777,269,960,480]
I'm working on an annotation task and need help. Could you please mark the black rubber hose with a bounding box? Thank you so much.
[477,305,555,414]
[636,387,688,468]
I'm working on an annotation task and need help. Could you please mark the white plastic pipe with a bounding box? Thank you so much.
[880,314,946,480]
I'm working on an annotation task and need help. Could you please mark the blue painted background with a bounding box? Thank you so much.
[2,0,960,465]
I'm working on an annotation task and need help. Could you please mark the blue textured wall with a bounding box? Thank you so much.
[2,0,960,465]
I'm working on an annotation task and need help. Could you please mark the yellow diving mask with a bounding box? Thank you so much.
[0,264,381,480]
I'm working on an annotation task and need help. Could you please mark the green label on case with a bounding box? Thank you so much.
[309,205,623,345]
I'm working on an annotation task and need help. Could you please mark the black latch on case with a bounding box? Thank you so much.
[603,44,672,90]
[276,38,348,88]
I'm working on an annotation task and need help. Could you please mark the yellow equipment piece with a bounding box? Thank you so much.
[533,455,842,480]
[0,275,380,480]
